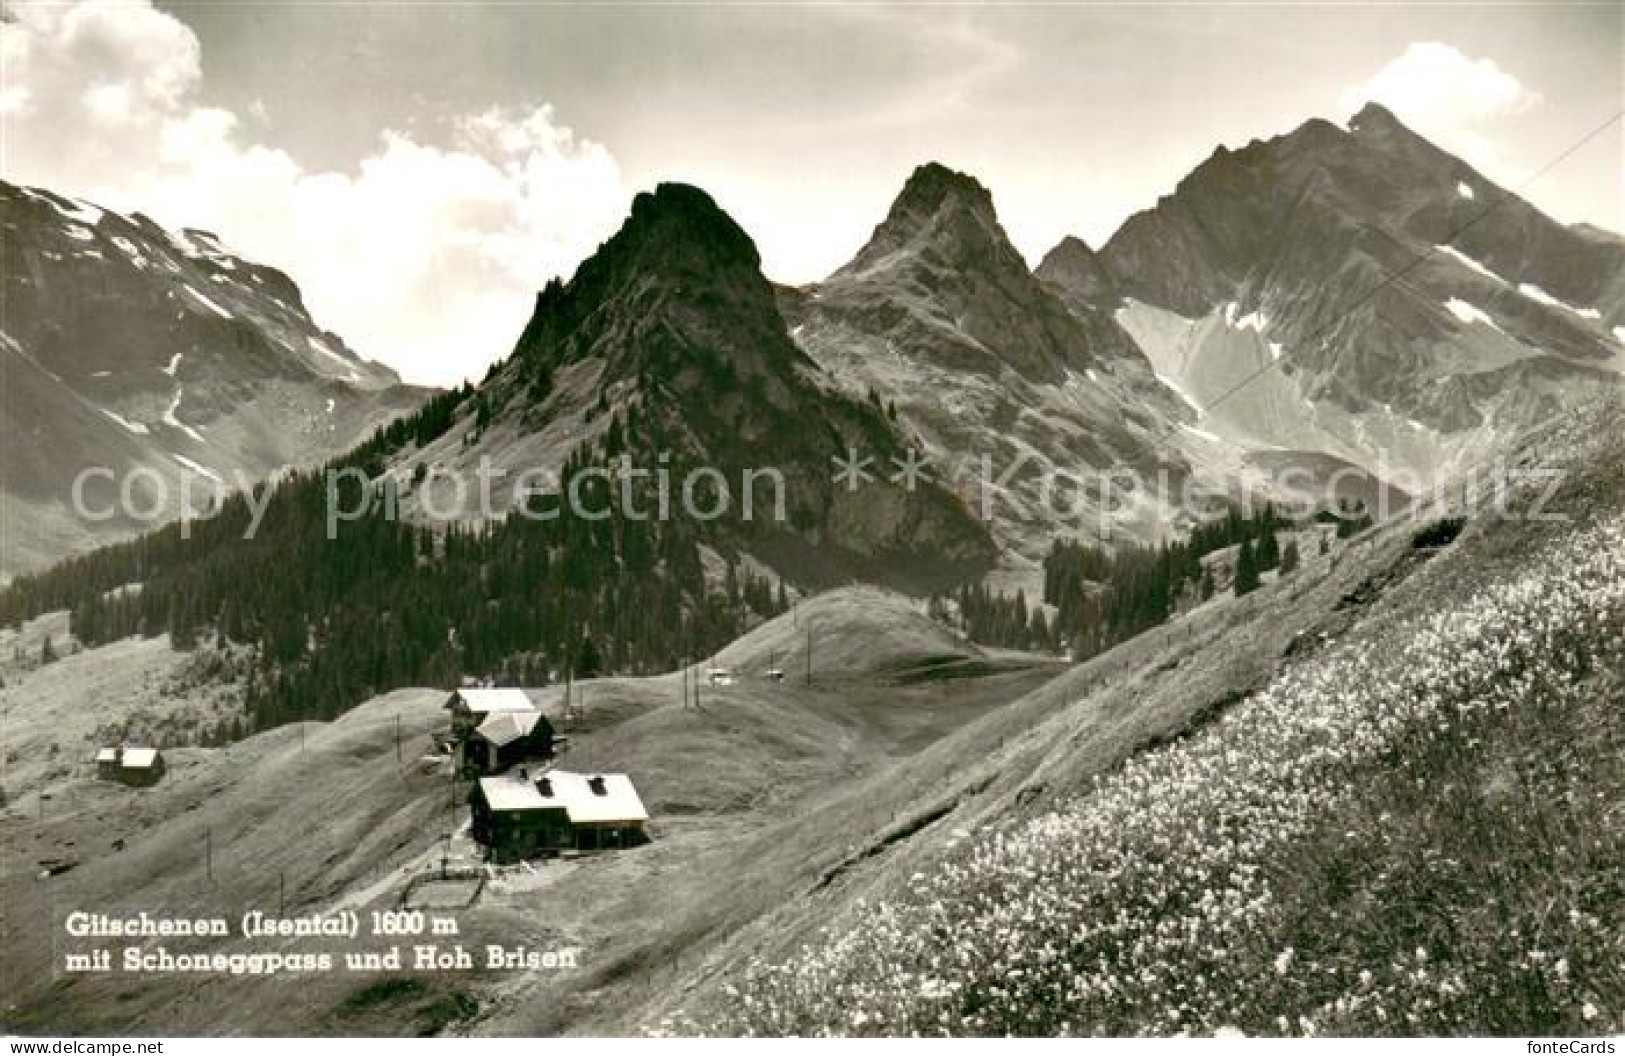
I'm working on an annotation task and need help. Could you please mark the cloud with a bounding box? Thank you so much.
[1,0,629,385]
[1341,41,1541,173]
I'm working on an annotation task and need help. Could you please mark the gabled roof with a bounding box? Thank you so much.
[545,771,649,825]
[473,709,549,747]
[122,748,160,769]
[478,772,564,812]
[475,769,648,825]
[96,746,162,767]
[446,688,536,715]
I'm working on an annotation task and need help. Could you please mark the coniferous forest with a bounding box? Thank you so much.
[0,392,787,734]
[937,503,1313,659]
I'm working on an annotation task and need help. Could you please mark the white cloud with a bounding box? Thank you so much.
[1,0,629,386]
[1341,41,1541,174]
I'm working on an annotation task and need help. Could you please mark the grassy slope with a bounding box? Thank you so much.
[0,591,1060,1035]
[0,614,245,805]
[653,395,1625,1037]
[4,398,1618,1037]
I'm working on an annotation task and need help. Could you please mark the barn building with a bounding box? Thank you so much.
[465,709,556,776]
[95,746,166,786]
[443,688,539,738]
[470,769,649,862]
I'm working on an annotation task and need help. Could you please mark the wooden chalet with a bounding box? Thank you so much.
[470,768,649,862]
[465,709,556,776]
[443,687,539,738]
[95,746,166,786]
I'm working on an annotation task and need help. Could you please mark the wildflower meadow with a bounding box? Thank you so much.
[685,512,1625,1037]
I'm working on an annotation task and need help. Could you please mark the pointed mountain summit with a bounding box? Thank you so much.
[783,162,1194,571]
[1036,236,1118,313]
[836,162,1004,279]
[809,161,1141,381]
[511,182,805,390]
[1090,104,1625,494]
[891,160,997,214]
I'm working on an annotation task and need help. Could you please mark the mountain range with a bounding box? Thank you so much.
[0,181,428,580]
[2,103,1623,1039]
[1078,102,1623,501]
[4,103,1623,602]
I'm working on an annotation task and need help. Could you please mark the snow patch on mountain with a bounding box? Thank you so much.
[110,235,149,269]
[1444,298,1505,333]
[162,353,183,377]
[163,389,206,443]
[182,286,233,320]
[19,187,104,225]
[1435,245,1503,283]
[308,336,362,382]
[1456,181,1475,200]
[171,453,223,483]
[1156,373,1204,417]
[100,409,150,435]
[166,230,203,257]
[1517,283,1603,320]
[1223,303,1269,333]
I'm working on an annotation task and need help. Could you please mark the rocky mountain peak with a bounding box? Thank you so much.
[890,161,996,221]
[1035,235,1118,310]
[1345,100,1408,136]
[572,181,766,291]
[511,178,804,391]
[833,162,1008,281]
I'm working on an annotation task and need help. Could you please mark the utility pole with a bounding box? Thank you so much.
[806,623,813,687]
[278,871,286,916]
[395,714,402,762]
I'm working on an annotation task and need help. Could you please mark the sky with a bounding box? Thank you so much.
[3,2,1620,386]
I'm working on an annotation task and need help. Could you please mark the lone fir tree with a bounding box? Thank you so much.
[1234,539,1261,597]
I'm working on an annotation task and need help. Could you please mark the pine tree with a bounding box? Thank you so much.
[1279,539,1301,575]
[575,636,602,679]
[1234,540,1260,597]
[1257,527,1281,571]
